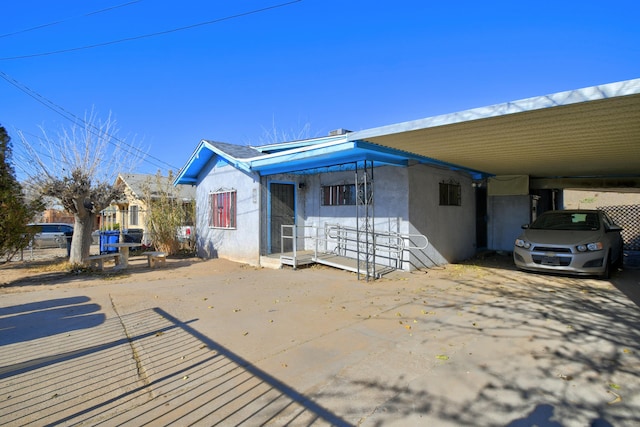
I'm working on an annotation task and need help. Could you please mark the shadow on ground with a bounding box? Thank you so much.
[0,296,105,346]
[0,307,351,426]
[323,252,640,426]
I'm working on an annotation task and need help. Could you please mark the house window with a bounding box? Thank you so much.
[322,184,357,206]
[439,181,461,206]
[209,190,236,228]
[129,205,139,226]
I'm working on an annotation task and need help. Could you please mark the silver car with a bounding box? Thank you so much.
[513,210,623,278]
[29,223,74,249]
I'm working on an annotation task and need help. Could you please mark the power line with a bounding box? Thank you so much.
[0,70,177,172]
[0,0,303,61]
[0,1,144,39]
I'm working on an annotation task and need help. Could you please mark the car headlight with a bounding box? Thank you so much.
[515,239,531,249]
[577,242,603,252]
[587,242,604,251]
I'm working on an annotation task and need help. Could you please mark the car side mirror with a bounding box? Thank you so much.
[521,224,530,229]
[607,225,622,232]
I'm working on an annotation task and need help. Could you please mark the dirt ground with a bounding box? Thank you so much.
[0,247,209,292]
[0,246,482,291]
[2,246,639,303]
[1,247,639,426]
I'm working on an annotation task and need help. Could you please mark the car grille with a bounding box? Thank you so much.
[532,255,572,266]
[532,246,572,253]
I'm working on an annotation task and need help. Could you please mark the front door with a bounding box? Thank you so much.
[270,183,295,253]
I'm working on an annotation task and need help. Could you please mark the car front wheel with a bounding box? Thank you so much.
[599,251,612,280]
[613,242,624,269]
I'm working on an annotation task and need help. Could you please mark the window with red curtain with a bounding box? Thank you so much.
[209,190,237,228]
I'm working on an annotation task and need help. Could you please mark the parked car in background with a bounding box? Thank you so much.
[513,210,624,279]
[28,223,74,249]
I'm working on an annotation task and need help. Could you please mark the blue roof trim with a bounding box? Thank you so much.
[174,140,254,185]
[249,140,487,178]
[175,135,490,186]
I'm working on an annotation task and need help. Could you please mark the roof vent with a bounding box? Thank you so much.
[328,128,352,136]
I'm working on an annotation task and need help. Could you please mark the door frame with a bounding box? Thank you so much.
[267,180,297,254]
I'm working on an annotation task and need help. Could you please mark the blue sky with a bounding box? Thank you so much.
[1,0,638,176]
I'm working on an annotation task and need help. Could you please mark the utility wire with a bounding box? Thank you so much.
[0,0,303,61]
[0,0,144,39]
[0,70,177,172]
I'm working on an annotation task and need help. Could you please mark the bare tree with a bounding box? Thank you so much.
[16,111,143,266]
[256,116,316,145]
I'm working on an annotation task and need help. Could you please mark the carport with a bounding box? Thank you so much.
[346,78,640,251]
[347,78,640,189]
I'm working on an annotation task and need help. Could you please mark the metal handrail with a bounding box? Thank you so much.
[280,223,429,277]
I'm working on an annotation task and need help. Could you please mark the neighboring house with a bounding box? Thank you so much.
[175,136,488,274]
[100,173,196,243]
[41,208,75,225]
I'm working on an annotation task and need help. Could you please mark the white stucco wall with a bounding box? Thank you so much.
[408,165,476,267]
[297,167,409,264]
[195,158,262,265]
[194,159,478,270]
[297,164,477,270]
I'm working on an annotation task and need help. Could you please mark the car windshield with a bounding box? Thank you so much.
[530,212,600,231]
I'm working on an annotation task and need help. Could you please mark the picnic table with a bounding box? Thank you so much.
[104,242,142,268]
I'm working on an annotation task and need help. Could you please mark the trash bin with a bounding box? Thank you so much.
[123,229,144,244]
[100,230,120,254]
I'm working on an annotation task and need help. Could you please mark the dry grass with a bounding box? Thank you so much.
[27,260,72,273]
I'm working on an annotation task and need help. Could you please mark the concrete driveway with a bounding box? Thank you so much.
[1,255,639,426]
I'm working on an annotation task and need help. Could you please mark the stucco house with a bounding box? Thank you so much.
[174,135,487,277]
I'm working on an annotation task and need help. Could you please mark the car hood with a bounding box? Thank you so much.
[520,229,604,245]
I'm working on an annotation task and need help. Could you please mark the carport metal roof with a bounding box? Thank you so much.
[347,78,640,185]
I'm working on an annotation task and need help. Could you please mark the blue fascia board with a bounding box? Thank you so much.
[253,156,405,176]
[174,140,252,185]
[250,138,489,177]
[250,146,411,176]
[174,140,212,185]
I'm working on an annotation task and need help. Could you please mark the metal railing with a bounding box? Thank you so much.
[280,223,429,278]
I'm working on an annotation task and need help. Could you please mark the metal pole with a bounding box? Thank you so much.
[370,160,375,280]
[364,163,369,282]
[355,162,361,280]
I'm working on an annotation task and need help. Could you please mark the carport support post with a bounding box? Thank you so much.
[355,160,375,281]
